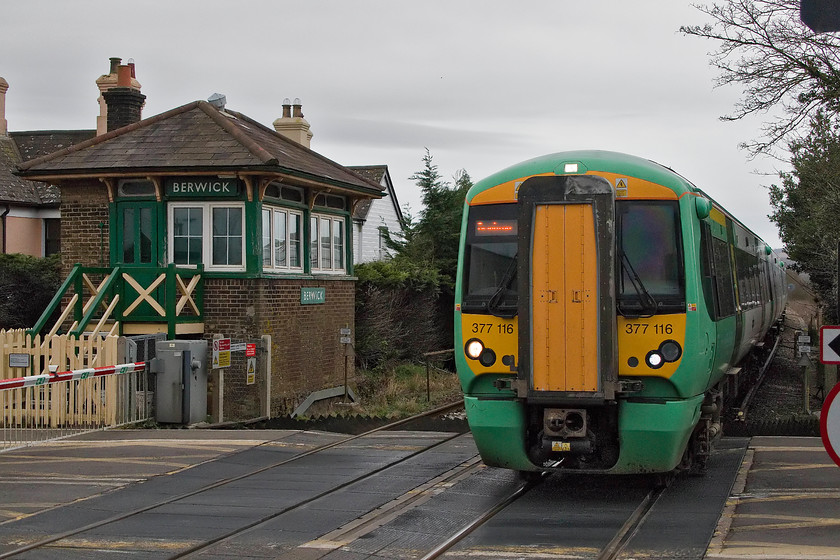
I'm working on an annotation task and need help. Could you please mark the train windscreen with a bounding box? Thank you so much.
[617,200,685,316]
[462,203,518,317]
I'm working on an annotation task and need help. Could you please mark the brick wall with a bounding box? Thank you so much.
[203,277,355,418]
[59,181,110,275]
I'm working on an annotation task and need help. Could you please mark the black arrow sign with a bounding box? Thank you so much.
[829,333,840,359]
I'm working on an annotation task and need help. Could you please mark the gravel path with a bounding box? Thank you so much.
[727,298,823,435]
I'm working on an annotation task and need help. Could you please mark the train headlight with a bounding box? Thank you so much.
[645,351,664,369]
[465,339,484,360]
[479,348,497,367]
[643,340,682,370]
[660,340,682,362]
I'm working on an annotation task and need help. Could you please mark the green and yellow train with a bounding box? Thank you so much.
[455,151,786,475]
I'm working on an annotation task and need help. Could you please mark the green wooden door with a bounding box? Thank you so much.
[116,202,164,321]
[118,202,159,266]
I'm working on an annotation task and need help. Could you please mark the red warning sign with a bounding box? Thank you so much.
[821,382,840,468]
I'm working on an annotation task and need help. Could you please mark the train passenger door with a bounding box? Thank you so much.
[530,203,598,392]
[517,174,618,402]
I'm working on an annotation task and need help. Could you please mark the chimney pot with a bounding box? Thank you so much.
[273,96,313,148]
[97,57,143,136]
[117,65,132,87]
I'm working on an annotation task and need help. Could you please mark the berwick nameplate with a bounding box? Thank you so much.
[165,177,241,197]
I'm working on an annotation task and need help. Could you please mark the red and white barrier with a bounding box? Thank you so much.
[0,362,146,391]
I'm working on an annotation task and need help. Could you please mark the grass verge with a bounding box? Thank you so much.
[304,362,462,418]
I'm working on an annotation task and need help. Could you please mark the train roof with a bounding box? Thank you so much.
[468,150,783,262]
[470,150,695,198]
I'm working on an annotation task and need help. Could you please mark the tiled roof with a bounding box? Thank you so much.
[348,166,386,220]
[11,130,95,161]
[17,101,384,197]
[347,165,404,227]
[348,165,386,184]
[3,131,96,206]
[0,135,63,206]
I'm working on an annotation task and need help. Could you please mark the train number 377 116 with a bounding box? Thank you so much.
[471,323,514,334]
[624,323,674,335]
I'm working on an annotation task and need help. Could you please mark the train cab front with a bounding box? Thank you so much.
[457,171,697,475]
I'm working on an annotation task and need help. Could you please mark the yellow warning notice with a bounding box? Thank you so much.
[615,178,629,197]
[246,357,256,385]
[551,441,571,452]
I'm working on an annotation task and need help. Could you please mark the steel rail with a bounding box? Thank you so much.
[0,400,465,559]
[418,473,665,560]
[418,472,549,560]
[595,485,666,560]
[736,328,784,420]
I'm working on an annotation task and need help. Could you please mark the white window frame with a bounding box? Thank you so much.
[310,213,346,274]
[168,201,246,272]
[262,205,304,272]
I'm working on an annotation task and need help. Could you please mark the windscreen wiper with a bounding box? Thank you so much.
[487,253,518,319]
[617,249,658,319]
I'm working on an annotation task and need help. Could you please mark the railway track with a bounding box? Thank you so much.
[0,379,760,559]
[0,400,467,559]
[413,473,668,560]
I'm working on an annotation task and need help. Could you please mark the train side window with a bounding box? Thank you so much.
[699,223,720,319]
[711,237,736,317]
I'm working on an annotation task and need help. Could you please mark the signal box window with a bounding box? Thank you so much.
[168,203,245,271]
[262,206,303,271]
[310,214,346,274]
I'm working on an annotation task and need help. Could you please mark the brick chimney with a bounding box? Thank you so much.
[96,57,143,135]
[273,97,313,148]
[0,76,8,136]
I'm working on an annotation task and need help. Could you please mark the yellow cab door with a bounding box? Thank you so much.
[516,174,617,402]
[530,203,599,393]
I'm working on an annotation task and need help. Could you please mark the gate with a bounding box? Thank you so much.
[0,330,152,450]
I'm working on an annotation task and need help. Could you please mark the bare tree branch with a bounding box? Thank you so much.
[681,0,840,156]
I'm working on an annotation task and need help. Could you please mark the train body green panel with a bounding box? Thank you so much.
[610,396,705,473]
[465,394,705,474]
[464,396,533,471]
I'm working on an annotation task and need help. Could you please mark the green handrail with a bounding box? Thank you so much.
[26,263,82,338]
[28,264,204,338]
[69,266,121,338]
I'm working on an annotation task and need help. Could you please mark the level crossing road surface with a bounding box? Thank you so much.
[0,430,837,559]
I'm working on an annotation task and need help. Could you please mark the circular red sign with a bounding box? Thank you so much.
[820,382,840,468]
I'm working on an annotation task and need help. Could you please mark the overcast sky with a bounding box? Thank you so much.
[1,0,787,247]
